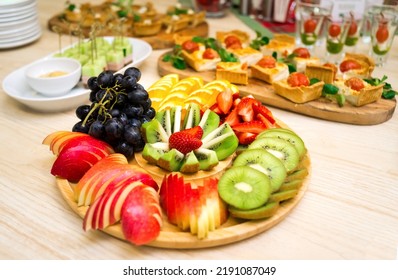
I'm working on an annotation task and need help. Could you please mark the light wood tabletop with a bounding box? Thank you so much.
[1,0,397,260]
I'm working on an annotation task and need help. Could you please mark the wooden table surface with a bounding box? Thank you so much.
[1,0,397,260]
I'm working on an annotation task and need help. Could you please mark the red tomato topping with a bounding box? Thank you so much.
[287,72,310,87]
[202,48,219,59]
[376,25,389,43]
[345,77,365,91]
[339,59,361,72]
[182,40,199,53]
[293,47,311,58]
[348,21,358,36]
[224,35,242,49]
[328,23,341,37]
[304,18,317,33]
[257,56,276,68]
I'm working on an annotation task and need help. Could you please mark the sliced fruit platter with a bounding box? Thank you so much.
[158,31,396,125]
[43,67,310,248]
[48,1,208,50]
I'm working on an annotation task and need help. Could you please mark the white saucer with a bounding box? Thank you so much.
[2,37,153,112]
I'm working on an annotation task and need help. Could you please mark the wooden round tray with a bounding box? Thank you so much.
[56,151,310,249]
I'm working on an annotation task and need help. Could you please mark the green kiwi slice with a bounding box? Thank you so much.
[256,128,306,159]
[279,179,304,191]
[248,137,300,173]
[232,148,287,193]
[269,189,298,203]
[218,166,271,210]
[229,201,279,220]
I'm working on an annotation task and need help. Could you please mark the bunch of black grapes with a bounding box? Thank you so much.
[72,67,155,159]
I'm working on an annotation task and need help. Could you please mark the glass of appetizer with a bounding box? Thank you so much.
[343,12,363,53]
[361,2,397,44]
[296,0,333,49]
[369,10,398,66]
[325,16,351,64]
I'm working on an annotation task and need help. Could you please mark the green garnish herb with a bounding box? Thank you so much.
[364,75,397,99]
[322,84,339,95]
[162,45,187,70]
[249,30,270,50]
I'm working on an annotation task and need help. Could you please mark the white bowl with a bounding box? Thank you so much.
[25,57,81,96]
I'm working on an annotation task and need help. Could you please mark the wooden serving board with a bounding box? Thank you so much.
[48,16,209,50]
[55,126,311,249]
[158,53,397,125]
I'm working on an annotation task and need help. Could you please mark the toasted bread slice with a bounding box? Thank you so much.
[216,62,248,85]
[251,62,289,84]
[273,80,324,103]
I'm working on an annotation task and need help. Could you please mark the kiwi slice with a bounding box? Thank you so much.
[194,148,219,170]
[180,151,200,173]
[229,201,279,220]
[232,148,287,193]
[248,137,300,173]
[141,119,169,143]
[141,142,169,164]
[286,168,308,182]
[183,103,201,129]
[198,109,220,138]
[201,123,239,160]
[155,108,173,136]
[269,189,298,203]
[157,148,184,171]
[279,179,304,191]
[218,166,271,210]
[256,128,306,159]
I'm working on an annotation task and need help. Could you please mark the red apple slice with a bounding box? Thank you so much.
[51,145,109,182]
[121,184,162,246]
[83,181,141,231]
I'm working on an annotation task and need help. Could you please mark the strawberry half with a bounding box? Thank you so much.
[253,103,276,124]
[236,97,261,122]
[182,126,204,139]
[169,127,203,155]
[232,120,267,134]
[236,131,257,145]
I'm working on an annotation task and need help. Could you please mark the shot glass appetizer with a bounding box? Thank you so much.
[325,17,350,64]
[296,0,333,49]
[344,13,362,53]
[370,11,398,66]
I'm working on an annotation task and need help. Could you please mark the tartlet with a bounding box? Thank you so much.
[216,62,249,85]
[334,78,384,106]
[273,79,324,103]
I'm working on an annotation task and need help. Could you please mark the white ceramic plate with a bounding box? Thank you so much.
[2,37,152,112]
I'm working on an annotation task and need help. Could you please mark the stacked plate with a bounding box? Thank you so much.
[0,0,41,49]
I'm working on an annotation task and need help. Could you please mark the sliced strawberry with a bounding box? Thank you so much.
[216,89,233,115]
[236,97,260,122]
[182,126,203,139]
[224,107,240,127]
[232,120,267,134]
[169,130,202,155]
[256,114,276,129]
[210,103,223,115]
[253,103,276,124]
[236,131,257,145]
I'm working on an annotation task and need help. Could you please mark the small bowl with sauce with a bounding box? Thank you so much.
[25,57,81,96]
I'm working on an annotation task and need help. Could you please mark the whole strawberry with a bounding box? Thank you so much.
[169,126,203,155]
